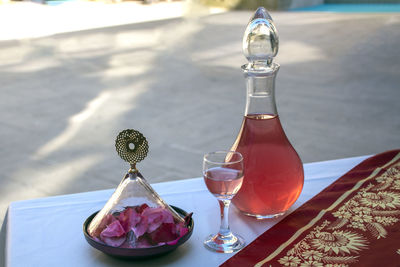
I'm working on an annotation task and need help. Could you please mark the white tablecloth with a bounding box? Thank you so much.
[3,155,369,267]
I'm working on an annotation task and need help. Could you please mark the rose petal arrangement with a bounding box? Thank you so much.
[90,204,192,248]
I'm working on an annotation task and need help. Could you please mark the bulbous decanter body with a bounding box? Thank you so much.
[230,7,304,219]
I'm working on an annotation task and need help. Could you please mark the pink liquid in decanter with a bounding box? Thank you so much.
[231,114,304,218]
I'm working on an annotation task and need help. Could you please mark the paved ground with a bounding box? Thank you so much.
[0,2,399,229]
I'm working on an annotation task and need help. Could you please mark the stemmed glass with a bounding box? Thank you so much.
[203,151,245,253]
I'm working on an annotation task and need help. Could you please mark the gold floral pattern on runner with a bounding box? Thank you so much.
[278,163,400,266]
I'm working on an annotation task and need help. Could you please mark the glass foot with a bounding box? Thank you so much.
[241,211,285,219]
[204,232,245,253]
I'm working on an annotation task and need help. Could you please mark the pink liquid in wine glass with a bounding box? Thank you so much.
[204,167,243,199]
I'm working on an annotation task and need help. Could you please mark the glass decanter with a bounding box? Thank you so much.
[230,7,304,219]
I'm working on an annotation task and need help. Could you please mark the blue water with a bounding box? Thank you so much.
[45,0,78,6]
[292,4,400,12]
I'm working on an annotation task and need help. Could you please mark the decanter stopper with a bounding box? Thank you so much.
[243,7,279,69]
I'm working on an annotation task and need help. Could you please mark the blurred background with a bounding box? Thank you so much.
[0,0,399,226]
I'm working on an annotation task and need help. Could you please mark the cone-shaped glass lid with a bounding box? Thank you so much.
[87,129,188,248]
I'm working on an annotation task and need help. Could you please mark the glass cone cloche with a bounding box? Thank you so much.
[87,129,190,249]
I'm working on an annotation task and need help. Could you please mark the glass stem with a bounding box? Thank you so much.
[218,199,231,237]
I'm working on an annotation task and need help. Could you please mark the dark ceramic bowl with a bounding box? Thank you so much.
[83,206,194,259]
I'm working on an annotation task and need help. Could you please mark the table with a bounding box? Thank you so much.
[2,155,369,267]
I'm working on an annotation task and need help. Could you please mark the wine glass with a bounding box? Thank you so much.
[203,151,245,253]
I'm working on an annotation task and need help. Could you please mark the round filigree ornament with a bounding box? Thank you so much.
[115,129,149,171]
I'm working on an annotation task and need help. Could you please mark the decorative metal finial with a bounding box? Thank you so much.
[115,129,149,171]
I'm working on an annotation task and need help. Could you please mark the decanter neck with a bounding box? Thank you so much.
[243,63,280,116]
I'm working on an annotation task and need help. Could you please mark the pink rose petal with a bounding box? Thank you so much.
[161,209,174,223]
[119,242,131,249]
[142,207,174,233]
[167,222,190,245]
[118,207,132,231]
[149,223,177,244]
[102,236,126,247]
[177,222,189,236]
[166,238,179,246]
[135,203,149,214]
[146,215,163,233]
[118,207,141,233]
[132,214,148,238]
[90,214,118,237]
[135,237,153,248]
[104,214,117,225]
[100,220,125,238]
[100,220,127,247]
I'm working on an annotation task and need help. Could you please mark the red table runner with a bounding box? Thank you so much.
[221,150,400,267]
